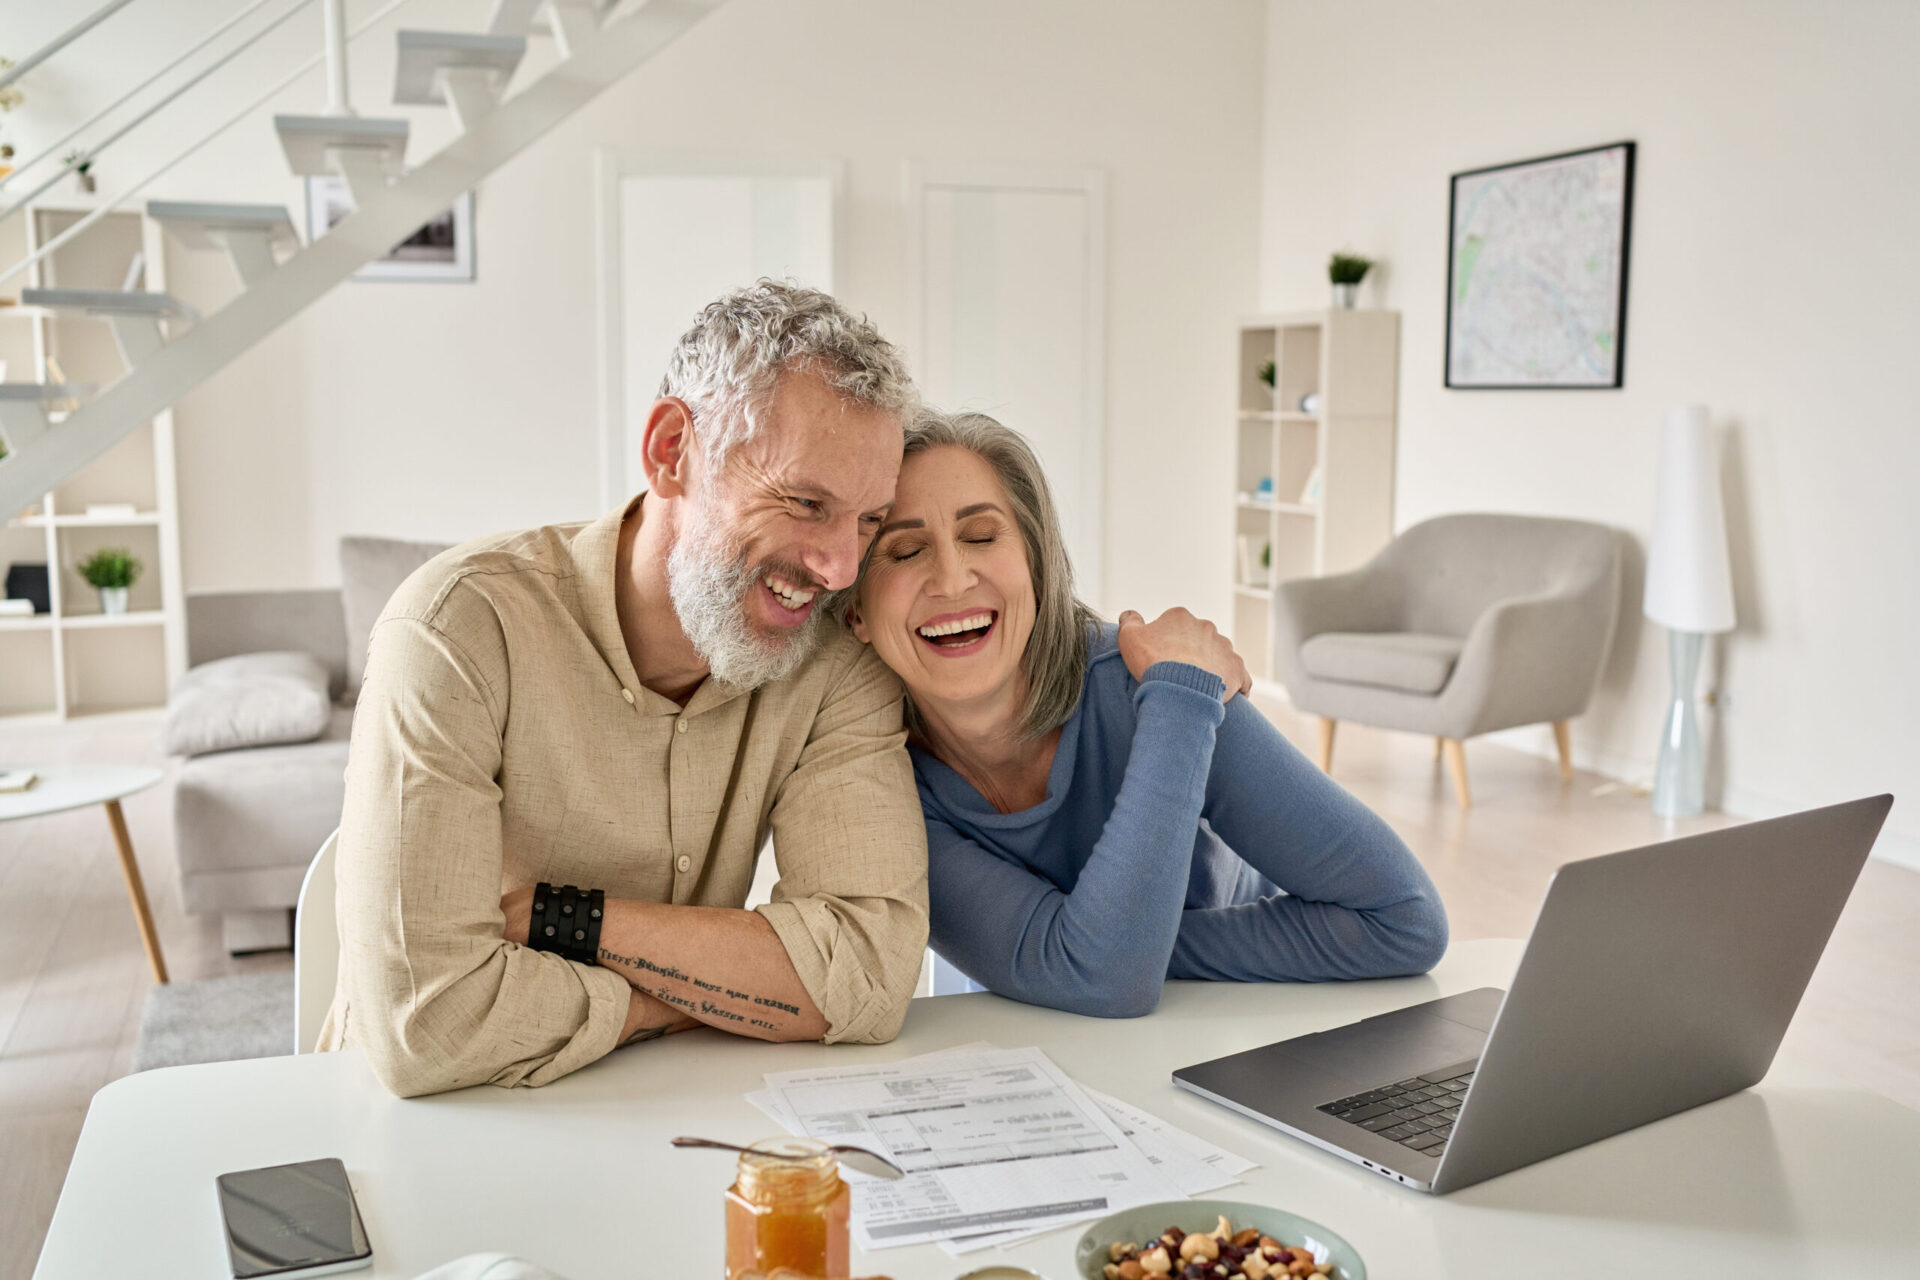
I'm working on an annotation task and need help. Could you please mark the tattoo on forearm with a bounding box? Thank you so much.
[598,947,803,1032]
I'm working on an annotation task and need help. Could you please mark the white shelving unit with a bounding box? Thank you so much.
[0,200,187,719]
[1231,310,1400,686]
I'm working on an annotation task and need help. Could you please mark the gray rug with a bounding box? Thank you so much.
[132,971,295,1072]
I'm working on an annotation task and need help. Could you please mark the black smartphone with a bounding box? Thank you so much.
[215,1158,373,1279]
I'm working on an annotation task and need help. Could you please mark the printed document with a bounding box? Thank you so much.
[760,1045,1184,1250]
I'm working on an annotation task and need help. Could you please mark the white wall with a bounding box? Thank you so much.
[4,0,1266,620]
[1259,0,1920,863]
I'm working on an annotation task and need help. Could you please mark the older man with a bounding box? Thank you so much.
[320,282,929,1097]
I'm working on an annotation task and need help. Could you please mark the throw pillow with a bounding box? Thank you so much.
[161,652,333,757]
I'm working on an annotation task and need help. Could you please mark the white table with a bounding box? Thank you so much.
[1,763,168,982]
[32,940,1920,1279]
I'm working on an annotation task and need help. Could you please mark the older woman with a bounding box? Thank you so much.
[848,410,1447,1017]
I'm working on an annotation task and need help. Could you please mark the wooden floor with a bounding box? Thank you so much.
[2,701,1916,1280]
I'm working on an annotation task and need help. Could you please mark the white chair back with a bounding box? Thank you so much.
[294,828,341,1054]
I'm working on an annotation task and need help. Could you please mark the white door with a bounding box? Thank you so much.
[605,170,835,502]
[907,165,1107,606]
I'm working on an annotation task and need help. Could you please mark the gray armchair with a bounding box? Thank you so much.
[1271,514,1622,808]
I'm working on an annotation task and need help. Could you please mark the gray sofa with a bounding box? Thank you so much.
[171,537,449,952]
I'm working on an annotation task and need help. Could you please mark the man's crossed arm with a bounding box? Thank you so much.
[500,889,830,1044]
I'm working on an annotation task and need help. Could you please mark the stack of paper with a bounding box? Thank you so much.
[747,1044,1255,1255]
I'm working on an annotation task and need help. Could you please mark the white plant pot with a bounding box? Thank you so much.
[98,586,129,615]
[1332,282,1359,309]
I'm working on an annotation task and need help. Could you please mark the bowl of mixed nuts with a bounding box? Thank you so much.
[1073,1202,1364,1280]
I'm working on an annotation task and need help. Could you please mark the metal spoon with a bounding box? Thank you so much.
[671,1134,905,1180]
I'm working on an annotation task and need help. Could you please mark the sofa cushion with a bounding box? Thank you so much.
[1299,631,1464,696]
[340,536,452,697]
[161,652,333,757]
[173,707,352,914]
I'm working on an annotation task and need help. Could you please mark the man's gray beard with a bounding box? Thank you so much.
[665,507,847,691]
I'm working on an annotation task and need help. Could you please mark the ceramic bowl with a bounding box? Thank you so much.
[1072,1199,1365,1280]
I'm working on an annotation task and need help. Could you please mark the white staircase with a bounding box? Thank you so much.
[0,0,727,515]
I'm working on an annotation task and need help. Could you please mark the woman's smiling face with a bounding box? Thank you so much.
[852,445,1036,716]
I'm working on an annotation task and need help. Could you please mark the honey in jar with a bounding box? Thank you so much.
[724,1137,850,1280]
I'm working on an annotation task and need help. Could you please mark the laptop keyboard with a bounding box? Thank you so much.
[1317,1064,1476,1158]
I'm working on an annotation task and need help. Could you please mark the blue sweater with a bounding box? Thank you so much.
[913,624,1449,1017]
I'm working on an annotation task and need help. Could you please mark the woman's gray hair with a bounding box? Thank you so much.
[660,279,918,473]
[893,409,1100,741]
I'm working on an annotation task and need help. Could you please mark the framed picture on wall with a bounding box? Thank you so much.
[304,176,476,282]
[1444,140,1634,389]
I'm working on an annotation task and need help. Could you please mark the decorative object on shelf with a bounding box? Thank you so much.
[1298,463,1324,507]
[1237,535,1271,589]
[0,597,32,616]
[1298,392,1322,415]
[0,768,37,793]
[78,545,142,615]
[1643,404,1735,819]
[5,562,49,613]
[1446,140,1636,389]
[1257,359,1276,395]
[305,175,476,282]
[63,148,96,194]
[1254,476,1275,502]
[1328,253,1373,309]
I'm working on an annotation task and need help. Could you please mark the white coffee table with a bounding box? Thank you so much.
[32,938,1920,1278]
[1,763,168,983]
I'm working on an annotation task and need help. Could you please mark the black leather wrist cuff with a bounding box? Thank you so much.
[528,882,603,964]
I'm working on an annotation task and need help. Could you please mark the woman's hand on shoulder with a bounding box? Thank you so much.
[1116,608,1252,703]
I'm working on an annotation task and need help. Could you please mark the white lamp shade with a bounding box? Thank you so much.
[1644,404,1736,633]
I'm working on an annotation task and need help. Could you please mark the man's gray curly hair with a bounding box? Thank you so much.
[659,279,918,474]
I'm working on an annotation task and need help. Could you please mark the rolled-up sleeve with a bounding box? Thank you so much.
[757,645,929,1045]
[333,608,630,1097]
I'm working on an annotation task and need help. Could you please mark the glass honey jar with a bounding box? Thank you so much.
[724,1137,850,1280]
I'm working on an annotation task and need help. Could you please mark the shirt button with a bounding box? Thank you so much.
[676,718,687,734]
[621,688,635,705]
[676,855,691,873]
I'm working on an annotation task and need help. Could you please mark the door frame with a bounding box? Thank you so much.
[594,149,846,510]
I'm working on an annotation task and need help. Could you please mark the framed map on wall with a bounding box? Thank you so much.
[1445,141,1635,389]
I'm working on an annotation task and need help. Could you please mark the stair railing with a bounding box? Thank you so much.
[0,0,296,203]
[0,0,424,293]
[0,0,320,225]
[0,0,142,94]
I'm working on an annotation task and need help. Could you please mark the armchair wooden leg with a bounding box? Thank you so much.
[1434,736,1444,763]
[1441,739,1472,810]
[1552,720,1574,783]
[1317,718,1337,773]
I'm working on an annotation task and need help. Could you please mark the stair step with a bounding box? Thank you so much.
[147,201,299,287]
[275,115,410,208]
[146,201,297,246]
[274,115,409,177]
[0,382,86,403]
[394,30,526,105]
[20,288,191,318]
[0,383,85,453]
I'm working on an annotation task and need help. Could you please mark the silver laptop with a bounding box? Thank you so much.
[1172,795,1894,1194]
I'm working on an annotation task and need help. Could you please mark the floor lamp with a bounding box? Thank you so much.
[1643,405,1735,818]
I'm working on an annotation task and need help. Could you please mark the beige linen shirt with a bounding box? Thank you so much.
[318,499,929,1097]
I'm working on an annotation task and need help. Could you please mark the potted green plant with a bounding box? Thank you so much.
[78,546,141,615]
[63,149,95,194]
[1329,252,1373,309]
